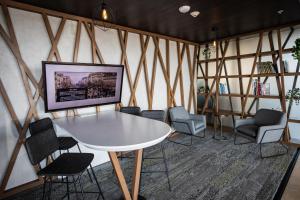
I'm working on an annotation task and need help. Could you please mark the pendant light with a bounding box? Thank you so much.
[95,0,114,31]
[100,1,109,21]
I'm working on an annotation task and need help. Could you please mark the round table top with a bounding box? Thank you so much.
[54,111,172,152]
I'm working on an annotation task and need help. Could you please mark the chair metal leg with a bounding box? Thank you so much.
[161,143,171,191]
[167,132,192,147]
[234,132,254,145]
[90,165,105,200]
[77,144,93,183]
[66,177,70,200]
[72,176,80,200]
[41,177,47,200]
[48,178,53,200]
[78,176,85,200]
[259,142,289,159]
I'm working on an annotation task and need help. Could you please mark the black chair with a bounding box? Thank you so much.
[29,118,93,182]
[119,106,141,116]
[140,110,171,191]
[25,123,105,200]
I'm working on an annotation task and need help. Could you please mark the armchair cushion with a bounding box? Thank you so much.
[236,124,259,138]
[235,118,255,129]
[254,109,284,126]
[169,106,190,121]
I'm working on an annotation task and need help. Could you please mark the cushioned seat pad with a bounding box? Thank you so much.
[38,153,93,176]
[58,137,78,150]
[236,124,259,138]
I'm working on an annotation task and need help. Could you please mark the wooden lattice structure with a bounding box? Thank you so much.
[0,0,199,198]
[197,27,300,142]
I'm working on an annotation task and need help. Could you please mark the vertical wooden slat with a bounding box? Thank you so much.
[236,38,244,111]
[277,29,289,142]
[166,39,171,107]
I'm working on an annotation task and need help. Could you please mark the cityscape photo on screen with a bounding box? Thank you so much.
[55,72,117,102]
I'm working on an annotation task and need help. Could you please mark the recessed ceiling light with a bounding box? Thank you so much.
[277,10,284,15]
[179,5,191,13]
[190,11,200,17]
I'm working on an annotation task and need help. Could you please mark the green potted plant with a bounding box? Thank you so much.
[202,47,211,60]
[292,38,300,61]
[286,88,300,105]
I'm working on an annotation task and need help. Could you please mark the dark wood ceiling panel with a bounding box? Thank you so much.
[14,0,300,43]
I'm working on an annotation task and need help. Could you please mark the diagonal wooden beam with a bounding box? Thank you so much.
[118,30,137,106]
[192,46,199,113]
[84,22,105,64]
[42,14,65,61]
[178,43,185,107]
[142,36,151,109]
[241,33,263,117]
[0,79,22,134]
[246,27,294,114]
[152,36,177,106]
[149,37,158,109]
[268,31,284,106]
[220,43,235,126]
[129,35,150,105]
[0,6,39,90]
[201,41,229,114]
[172,42,186,98]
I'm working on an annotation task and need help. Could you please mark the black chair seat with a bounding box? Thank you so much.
[236,124,259,138]
[58,137,78,150]
[38,153,94,176]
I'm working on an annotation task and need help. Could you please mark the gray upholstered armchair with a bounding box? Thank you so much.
[234,109,288,158]
[168,106,206,146]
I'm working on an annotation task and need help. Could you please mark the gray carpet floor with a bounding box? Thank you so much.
[7,128,296,200]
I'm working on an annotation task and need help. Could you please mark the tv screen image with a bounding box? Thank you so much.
[43,62,124,112]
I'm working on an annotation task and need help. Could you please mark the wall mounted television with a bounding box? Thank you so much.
[43,61,124,112]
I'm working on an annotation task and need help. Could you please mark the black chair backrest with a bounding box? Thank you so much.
[254,109,284,126]
[25,119,59,165]
[120,106,141,116]
[141,110,166,122]
[29,118,54,136]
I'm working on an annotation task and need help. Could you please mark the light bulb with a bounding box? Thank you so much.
[101,8,108,20]
[213,40,216,47]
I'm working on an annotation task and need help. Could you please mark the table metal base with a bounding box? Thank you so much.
[213,135,230,141]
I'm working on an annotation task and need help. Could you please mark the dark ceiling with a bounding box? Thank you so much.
[15,0,300,43]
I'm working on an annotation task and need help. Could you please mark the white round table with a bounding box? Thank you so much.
[54,111,172,200]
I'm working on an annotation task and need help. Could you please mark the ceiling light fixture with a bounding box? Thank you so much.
[179,5,191,13]
[100,1,109,21]
[190,11,200,18]
[95,0,114,31]
[277,10,284,15]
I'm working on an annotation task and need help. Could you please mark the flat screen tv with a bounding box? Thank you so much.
[43,61,124,112]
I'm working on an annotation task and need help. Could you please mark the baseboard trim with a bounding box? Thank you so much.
[273,147,300,200]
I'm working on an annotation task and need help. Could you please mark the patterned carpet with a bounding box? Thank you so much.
[7,128,297,200]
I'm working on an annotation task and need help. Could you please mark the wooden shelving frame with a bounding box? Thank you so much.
[197,27,300,142]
